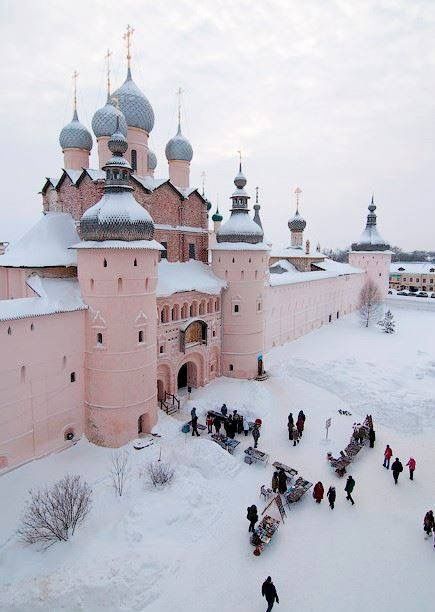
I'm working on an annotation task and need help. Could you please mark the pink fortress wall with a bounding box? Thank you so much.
[264,272,365,350]
[348,251,391,296]
[0,310,85,472]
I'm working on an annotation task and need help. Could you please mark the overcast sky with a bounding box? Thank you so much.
[1,0,434,250]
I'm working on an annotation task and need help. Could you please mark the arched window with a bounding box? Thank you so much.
[30,323,34,331]
[90,278,94,291]
[160,310,165,323]
[134,258,137,267]
[62,355,67,369]
[117,277,123,293]
[103,258,107,268]
[7,326,11,335]
[241,270,244,280]
[131,149,137,171]
[138,330,144,343]
[20,365,26,383]
[97,332,103,344]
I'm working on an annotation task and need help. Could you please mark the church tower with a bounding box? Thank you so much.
[76,122,162,447]
[59,71,92,170]
[288,187,306,248]
[211,160,269,379]
[348,196,391,296]
[165,89,193,190]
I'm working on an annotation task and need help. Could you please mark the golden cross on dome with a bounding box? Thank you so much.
[237,149,242,165]
[105,49,112,96]
[123,24,135,69]
[294,186,302,211]
[72,70,79,112]
[176,87,183,127]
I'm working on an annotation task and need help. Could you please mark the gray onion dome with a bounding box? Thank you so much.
[80,122,155,242]
[165,124,193,162]
[288,210,306,232]
[111,68,154,133]
[59,110,93,151]
[147,148,157,171]
[92,98,128,138]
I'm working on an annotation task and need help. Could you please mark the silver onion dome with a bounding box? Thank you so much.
[147,148,157,171]
[111,68,154,133]
[288,210,306,232]
[59,110,93,151]
[80,122,154,242]
[165,124,193,162]
[91,98,128,138]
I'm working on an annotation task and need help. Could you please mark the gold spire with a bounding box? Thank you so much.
[123,24,135,70]
[72,70,79,113]
[105,48,112,97]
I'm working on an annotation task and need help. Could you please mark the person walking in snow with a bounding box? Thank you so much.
[226,414,235,439]
[391,457,403,484]
[345,475,355,505]
[296,415,304,438]
[272,471,279,494]
[298,409,306,424]
[213,415,221,434]
[313,481,324,504]
[252,423,260,448]
[262,576,279,611]
[423,510,434,538]
[220,403,228,417]
[206,413,213,434]
[327,486,336,510]
[278,469,288,495]
[243,416,250,437]
[368,427,376,448]
[190,406,197,420]
[292,424,300,446]
[287,413,294,441]
[383,445,393,469]
[406,457,416,480]
[247,504,258,532]
[191,413,200,437]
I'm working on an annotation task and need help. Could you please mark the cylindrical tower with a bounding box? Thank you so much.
[76,124,162,447]
[59,72,92,170]
[165,122,193,190]
[211,163,269,379]
[288,187,306,248]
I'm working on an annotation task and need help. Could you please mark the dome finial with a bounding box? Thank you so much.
[123,24,135,75]
[105,49,112,99]
[72,69,79,117]
[176,86,183,132]
[294,186,302,213]
[201,170,206,197]
[238,149,242,173]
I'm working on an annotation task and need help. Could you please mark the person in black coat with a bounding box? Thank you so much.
[213,415,221,434]
[226,415,235,438]
[262,576,279,611]
[247,504,258,532]
[191,414,200,437]
[287,413,294,441]
[252,424,260,448]
[278,469,288,495]
[298,410,306,423]
[327,486,336,510]
[368,427,376,448]
[221,404,228,417]
[391,458,403,484]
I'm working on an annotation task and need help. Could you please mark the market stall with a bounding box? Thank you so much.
[210,433,240,454]
[244,446,269,465]
[284,477,313,504]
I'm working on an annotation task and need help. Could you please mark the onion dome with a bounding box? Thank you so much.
[147,148,157,171]
[111,68,154,133]
[217,163,264,244]
[59,109,92,151]
[91,97,128,138]
[288,209,306,232]
[206,199,212,212]
[351,195,390,251]
[212,205,223,222]
[165,123,193,162]
[80,121,154,242]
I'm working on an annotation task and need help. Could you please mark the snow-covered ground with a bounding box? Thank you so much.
[1,304,435,611]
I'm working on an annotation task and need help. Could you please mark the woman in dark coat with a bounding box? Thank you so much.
[226,415,235,439]
[247,504,258,532]
[296,416,304,437]
[313,481,324,504]
[327,486,336,509]
[252,424,260,448]
[368,427,376,448]
[287,414,294,441]
[278,469,288,495]
[213,415,221,434]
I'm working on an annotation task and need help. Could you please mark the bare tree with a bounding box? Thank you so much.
[358,279,382,327]
[17,475,92,549]
[110,449,131,497]
[147,460,174,487]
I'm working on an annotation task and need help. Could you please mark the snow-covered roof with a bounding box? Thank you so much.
[212,241,270,252]
[0,213,79,268]
[154,224,207,234]
[269,258,363,287]
[270,259,298,274]
[270,245,324,259]
[157,260,226,298]
[0,275,86,322]
[390,262,435,274]
[73,239,164,251]
[84,168,106,182]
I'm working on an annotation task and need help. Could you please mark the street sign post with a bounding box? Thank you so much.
[325,418,332,440]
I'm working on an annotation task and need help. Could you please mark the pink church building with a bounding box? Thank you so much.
[0,44,391,472]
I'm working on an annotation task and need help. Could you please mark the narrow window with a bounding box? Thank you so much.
[336,311,339,319]
[328,315,332,323]
[117,277,123,293]
[131,149,137,171]
[255,270,258,280]
[189,243,196,259]
[229,364,234,372]
[138,330,144,343]
[159,345,164,354]
[232,257,235,263]
[90,278,94,291]
[97,332,103,344]
[257,302,261,311]
[70,372,76,383]
[7,326,12,335]
[134,258,137,267]
[20,365,26,383]
[212,330,216,337]
[62,356,67,368]
[30,323,34,331]
[160,310,165,323]
[241,270,244,280]
[234,304,239,313]
[161,241,168,259]
[103,258,107,268]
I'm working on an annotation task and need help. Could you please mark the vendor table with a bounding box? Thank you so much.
[244,446,269,465]
[272,461,298,478]
[211,433,240,454]
[253,515,280,546]
[284,477,313,504]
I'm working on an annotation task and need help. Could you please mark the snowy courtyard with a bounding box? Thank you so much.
[1,303,434,612]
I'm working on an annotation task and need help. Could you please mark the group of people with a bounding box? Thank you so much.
[194,404,262,446]
[271,468,289,495]
[287,410,306,446]
[312,476,355,507]
[383,445,416,484]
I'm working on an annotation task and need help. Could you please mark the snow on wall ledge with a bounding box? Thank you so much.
[157,260,226,297]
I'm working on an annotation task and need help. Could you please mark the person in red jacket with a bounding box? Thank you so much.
[406,457,416,480]
[313,481,324,504]
[383,445,393,469]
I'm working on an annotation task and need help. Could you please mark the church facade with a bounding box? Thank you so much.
[0,44,391,472]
